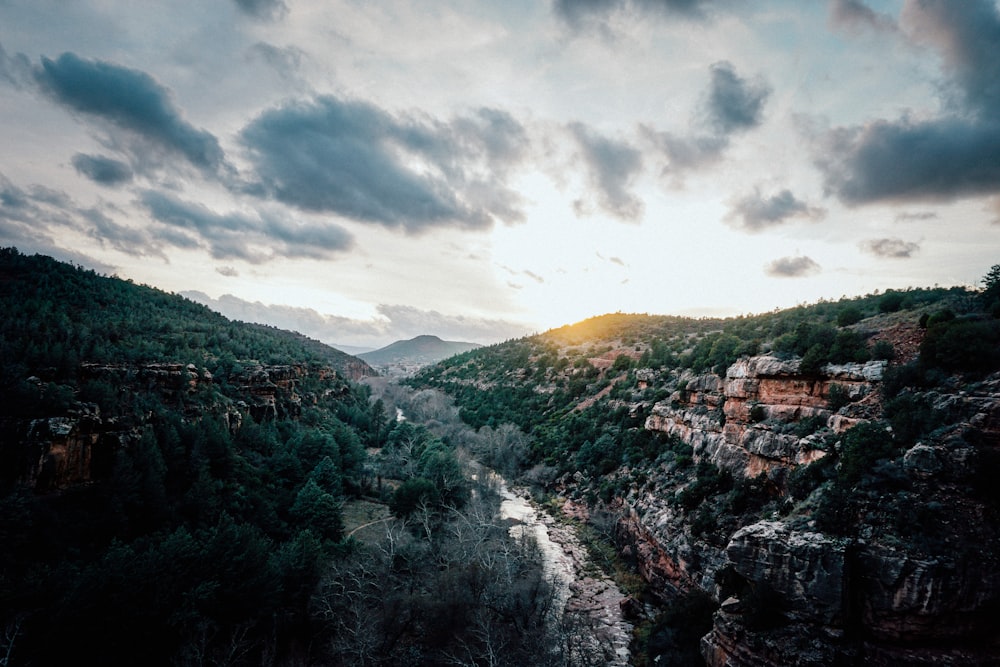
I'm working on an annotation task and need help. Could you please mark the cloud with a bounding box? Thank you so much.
[644,61,769,183]
[902,0,1000,117]
[817,1,1000,205]
[704,61,771,135]
[568,122,644,221]
[0,42,32,88]
[216,266,239,277]
[828,0,898,34]
[71,153,133,186]
[0,172,153,261]
[183,292,532,347]
[895,211,938,222]
[765,255,821,278]
[35,52,227,174]
[860,237,921,258]
[553,0,711,29]
[641,126,728,173]
[240,96,528,232]
[233,0,287,20]
[139,190,353,263]
[817,117,1000,204]
[725,188,826,231]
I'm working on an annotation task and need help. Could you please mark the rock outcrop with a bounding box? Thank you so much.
[6,361,343,492]
[645,356,886,478]
[701,521,1000,665]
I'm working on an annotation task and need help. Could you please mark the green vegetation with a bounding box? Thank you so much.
[0,249,556,665]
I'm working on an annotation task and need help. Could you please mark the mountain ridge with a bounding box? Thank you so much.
[359,333,481,369]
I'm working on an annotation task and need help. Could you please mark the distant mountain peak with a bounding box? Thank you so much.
[359,334,480,373]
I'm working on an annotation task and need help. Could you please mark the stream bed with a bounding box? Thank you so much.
[497,478,633,666]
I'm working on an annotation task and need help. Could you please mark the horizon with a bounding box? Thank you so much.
[2,1,999,349]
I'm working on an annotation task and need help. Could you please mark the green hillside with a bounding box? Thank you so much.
[0,248,552,665]
[410,278,1000,665]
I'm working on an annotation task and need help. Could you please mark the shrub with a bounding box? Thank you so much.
[871,340,895,361]
[389,477,439,517]
[879,291,905,313]
[786,456,834,500]
[838,421,897,485]
[920,318,1000,374]
[827,383,850,412]
[837,306,863,327]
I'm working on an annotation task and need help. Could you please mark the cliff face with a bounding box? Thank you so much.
[615,355,1000,665]
[6,362,339,492]
[644,355,886,478]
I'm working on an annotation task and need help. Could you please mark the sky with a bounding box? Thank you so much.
[2,0,999,350]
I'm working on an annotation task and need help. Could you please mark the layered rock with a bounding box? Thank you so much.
[645,356,886,477]
[701,520,1000,665]
[8,361,340,492]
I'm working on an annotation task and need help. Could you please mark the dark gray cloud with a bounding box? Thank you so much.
[895,211,938,222]
[818,117,1000,204]
[35,52,226,173]
[240,96,528,232]
[234,0,287,20]
[903,0,1000,117]
[725,188,826,231]
[554,0,711,28]
[828,0,898,34]
[705,61,771,134]
[139,189,353,263]
[640,126,728,174]
[568,122,644,221]
[644,61,769,182]
[248,42,303,79]
[818,1,1000,205]
[71,153,133,186]
[765,255,821,278]
[860,237,920,258]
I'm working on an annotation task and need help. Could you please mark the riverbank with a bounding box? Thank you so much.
[499,483,633,666]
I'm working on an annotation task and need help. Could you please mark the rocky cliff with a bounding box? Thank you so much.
[616,355,1000,665]
[644,355,886,478]
[4,361,345,492]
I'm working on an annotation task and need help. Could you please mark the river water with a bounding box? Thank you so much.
[495,476,633,666]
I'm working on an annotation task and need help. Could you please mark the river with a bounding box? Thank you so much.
[495,475,633,666]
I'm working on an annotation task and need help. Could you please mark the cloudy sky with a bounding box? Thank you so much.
[2,0,999,349]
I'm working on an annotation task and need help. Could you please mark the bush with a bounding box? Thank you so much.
[827,383,850,412]
[786,456,834,500]
[838,421,897,485]
[389,477,439,517]
[871,340,895,361]
[879,291,905,313]
[920,318,1000,374]
[837,306,863,327]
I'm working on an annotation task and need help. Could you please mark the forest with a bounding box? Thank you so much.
[0,248,587,666]
[5,247,1000,665]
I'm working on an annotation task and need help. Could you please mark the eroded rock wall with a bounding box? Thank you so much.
[644,356,886,478]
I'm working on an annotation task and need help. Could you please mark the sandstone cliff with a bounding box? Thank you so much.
[5,361,346,492]
[614,355,1000,665]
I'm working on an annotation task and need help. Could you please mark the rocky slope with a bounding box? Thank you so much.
[621,355,1000,665]
[413,297,1000,665]
[5,361,351,492]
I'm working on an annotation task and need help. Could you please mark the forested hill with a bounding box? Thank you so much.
[411,280,1000,665]
[0,247,374,381]
[0,247,566,666]
[0,248,390,664]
